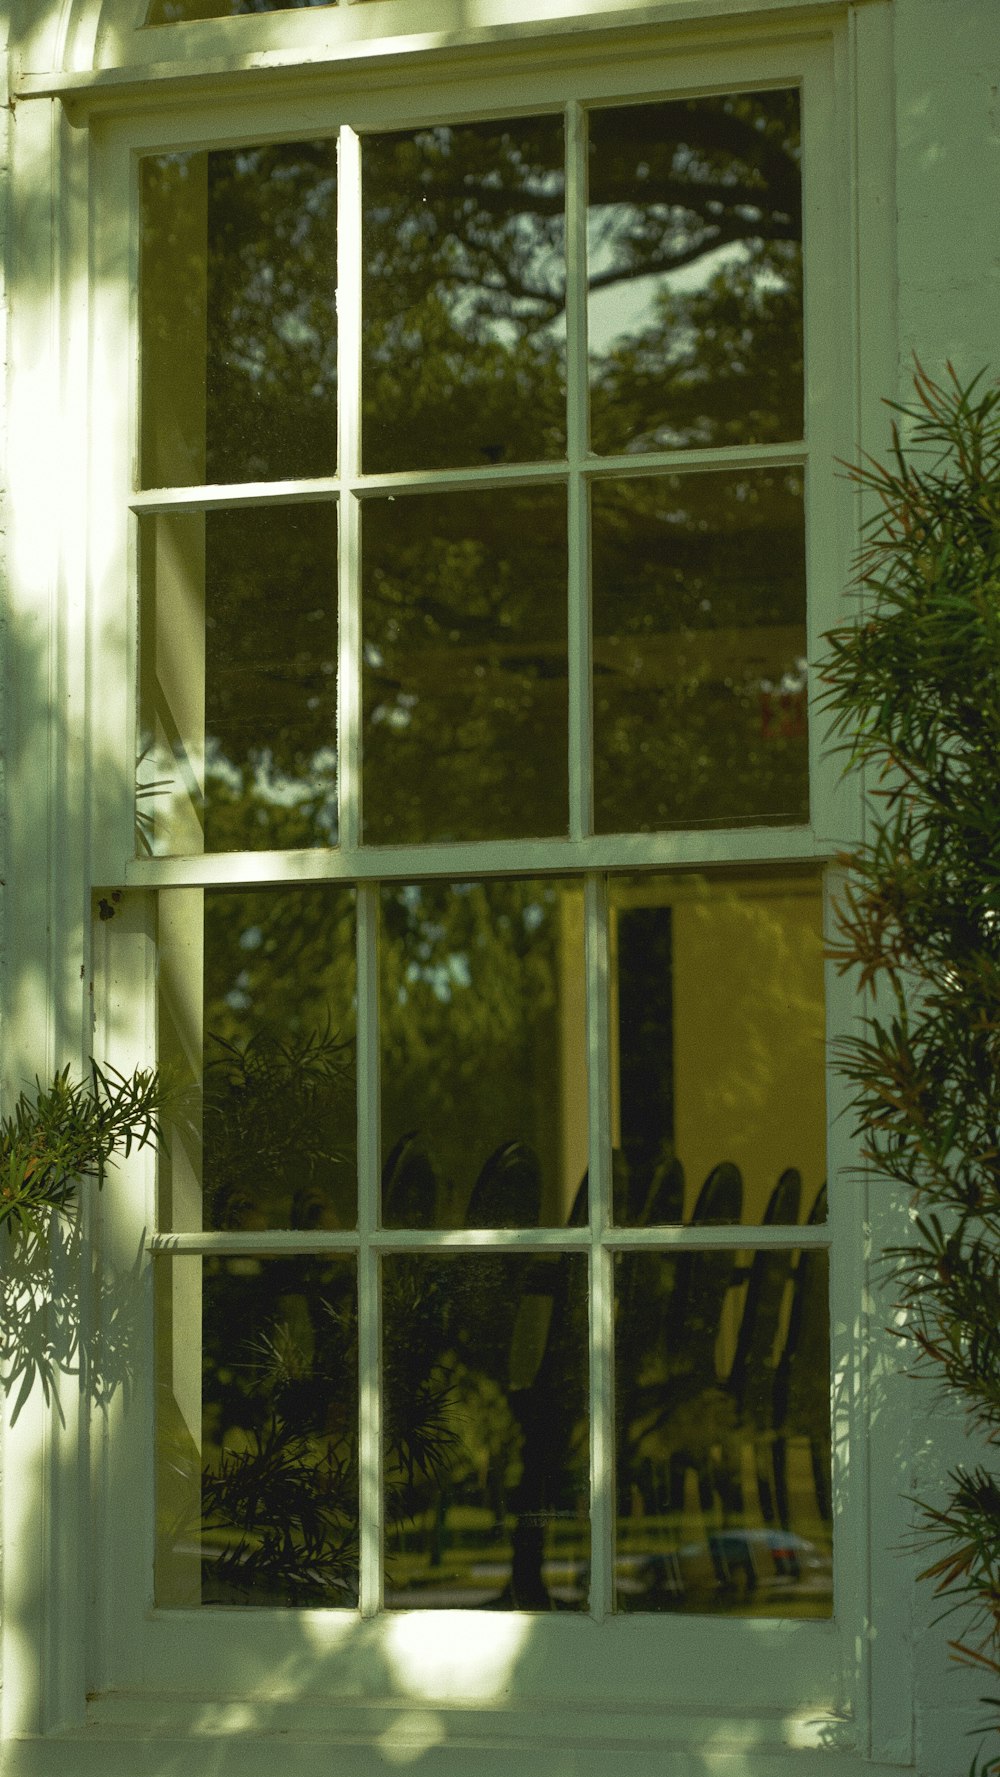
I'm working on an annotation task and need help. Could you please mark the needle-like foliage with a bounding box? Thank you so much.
[0,1061,163,1246]
[822,362,1000,1774]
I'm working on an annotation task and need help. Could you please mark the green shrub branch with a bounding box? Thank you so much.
[0,1061,163,1246]
[822,362,1000,1773]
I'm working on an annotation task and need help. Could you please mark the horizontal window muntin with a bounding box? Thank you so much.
[152,864,827,1236]
[135,466,812,857]
[123,828,824,895]
[150,1225,831,1251]
[129,441,808,507]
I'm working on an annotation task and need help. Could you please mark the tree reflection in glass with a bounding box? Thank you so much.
[362,117,566,473]
[588,91,802,455]
[141,140,337,488]
[147,0,331,17]
[155,1255,359,1607]
[139,504,339,854]
[592,469,808,834]
[362,489,568,843]
[158,884,357,1232]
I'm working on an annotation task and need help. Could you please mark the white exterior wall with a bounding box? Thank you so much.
[0,1,997,1773]
[893,7,1000,1769]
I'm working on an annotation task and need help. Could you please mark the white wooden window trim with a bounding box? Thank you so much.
[99,27,849,1697]
[0,4,914,1770]
[11,0,892,83]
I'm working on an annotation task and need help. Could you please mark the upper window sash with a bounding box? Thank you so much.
[129,85,821,869]
[87,37,853,890]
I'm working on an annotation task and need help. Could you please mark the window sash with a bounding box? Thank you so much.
[131,89,812,860]
[88,29,861,1719]
[92,43,847,888]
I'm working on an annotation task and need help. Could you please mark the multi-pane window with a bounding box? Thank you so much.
[136,87,833,1623]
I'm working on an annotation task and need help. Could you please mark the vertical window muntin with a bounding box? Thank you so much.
[136,76,832,1626]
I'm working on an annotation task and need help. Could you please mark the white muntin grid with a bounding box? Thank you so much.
[131,92,832,1623]
[147,871,831,1621]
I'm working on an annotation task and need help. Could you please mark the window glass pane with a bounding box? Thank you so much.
[148,0,331,15]
[380,879,587,1229]
[614,1247,830,1616]
[362,488,568,843]
[141,141,337,488]
[588,92,802,455]
[592,468,808,834]
[610,869,826,1227]
[158,884,357,1231]
[383,1253,589,1608]
[362,118,566,472]
[155,1255,358,1607]
[138,504,338,855]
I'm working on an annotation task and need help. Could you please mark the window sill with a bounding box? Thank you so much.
[0,1697,888,1777]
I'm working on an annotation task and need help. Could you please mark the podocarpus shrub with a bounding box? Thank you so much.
[0,1061,162,1246]
[822,364,1000,1775]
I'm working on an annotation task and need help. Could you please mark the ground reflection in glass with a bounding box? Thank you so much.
[362,488,568,843]
[592,469,808,834]
[155,1255,358,1608]
[383,1253,589,1609]
[614,1247,831,1616]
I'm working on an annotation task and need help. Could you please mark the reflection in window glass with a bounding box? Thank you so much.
[362,118,566,473]
[155,1256,358,1607]
[588,91,802,455]
[140,73,832,1625]
[148,0,331,16]
[158,884,357,1232]
[592,469,808,833]
[362,488,568,843]
[614,1248,830,1616]
[379,879,587,1229]
[383,1254,589,1608]
[610,870,826,1227]
[139,505,338,855]
[141,140,337,487]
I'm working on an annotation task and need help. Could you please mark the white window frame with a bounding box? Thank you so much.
[2,2,915,1770]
